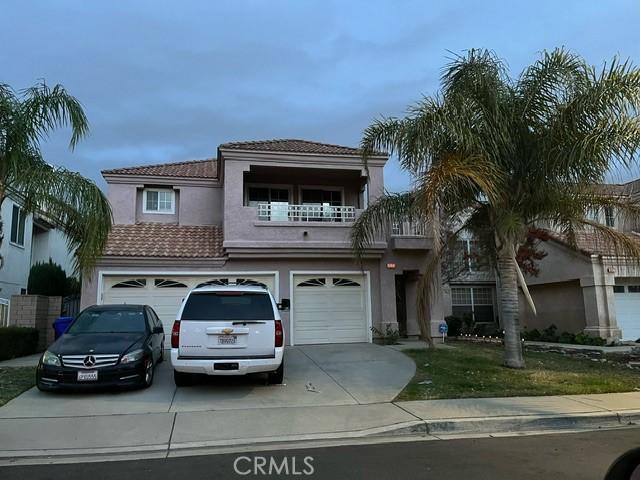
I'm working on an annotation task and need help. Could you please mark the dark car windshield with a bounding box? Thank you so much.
[181,292,275,321]
[67,309,147,334]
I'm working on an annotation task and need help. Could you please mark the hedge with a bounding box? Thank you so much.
[0,327,39,361]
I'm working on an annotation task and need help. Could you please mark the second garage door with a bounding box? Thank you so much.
[292,274,369,345]
[614,284,640,342]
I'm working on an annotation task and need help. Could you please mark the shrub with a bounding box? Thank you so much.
[522,324,607,346]
[522,328,541,341]
[461,312,475,334]
[445,315,463,337]
[558,331,576,344]
[371,324,400,345]
[65,276,81,296]
[27,259,67,297]
[540,324,558,342]
[0,327,39,361]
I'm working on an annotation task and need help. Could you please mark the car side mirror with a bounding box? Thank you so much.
[278,298,290,311]
[153,326,164,334]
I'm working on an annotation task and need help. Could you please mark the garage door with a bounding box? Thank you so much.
[102,274,276,346]
[292,274,369,345]
[614,284,640,342]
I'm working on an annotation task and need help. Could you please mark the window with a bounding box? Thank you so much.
[247,186,290,221]
[604,206,615,228]
[297,278,326,287]
[155,279,188,288]
[143,189,175,214]
[628,285,640,293]
[10,205,27,246]
[453,239,484,273]
[451,286,494,323]
[301,189,342,206]
[112,279,147,288]
[181,292,275,321]
[333,278,361,287]
[613,285,625,293]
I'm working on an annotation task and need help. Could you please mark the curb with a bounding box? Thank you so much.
[1,411,638,465]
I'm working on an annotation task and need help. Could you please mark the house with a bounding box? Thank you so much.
[443,179,640,343]
[0,194,75,325]
[81,139,444,345]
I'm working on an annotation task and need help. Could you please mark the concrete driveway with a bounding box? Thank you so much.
[0,344,415,418]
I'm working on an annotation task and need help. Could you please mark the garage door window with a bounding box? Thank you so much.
[451,287,494,323]
[613,285,625,293]
[112,279,147,288]
[154,279,188,288]
[297,278,326,287]
[628,285,640,293]
[333,278,360,287]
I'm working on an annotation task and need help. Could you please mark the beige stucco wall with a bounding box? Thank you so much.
[519,281,586,333]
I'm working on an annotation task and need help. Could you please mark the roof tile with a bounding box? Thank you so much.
[219,138,385,156]
[103,223,223,258]
[102,159,218,179]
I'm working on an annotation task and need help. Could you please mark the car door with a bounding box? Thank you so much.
[145,307,163,361]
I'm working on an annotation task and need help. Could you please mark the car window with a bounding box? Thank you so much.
[67,310,147,334]
[143,308,154,331]
[149,308,162,328]
[181,292,275,321]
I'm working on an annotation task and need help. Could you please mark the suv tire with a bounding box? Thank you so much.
[268,360,284,384]
[174,370,192,387]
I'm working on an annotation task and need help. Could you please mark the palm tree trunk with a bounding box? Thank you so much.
[496,244,525,368]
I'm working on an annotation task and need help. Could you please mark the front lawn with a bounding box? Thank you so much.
[397,342,640,401]
[0,367,36,407]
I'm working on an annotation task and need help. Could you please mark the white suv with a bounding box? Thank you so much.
[170,284,286,386]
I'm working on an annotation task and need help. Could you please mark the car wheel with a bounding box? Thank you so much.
[174,370,192,387]
[142,358,154,389]
[268,360,284,385]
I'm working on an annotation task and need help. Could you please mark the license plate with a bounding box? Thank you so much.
[77,370,98,382]
[218,335,237,345]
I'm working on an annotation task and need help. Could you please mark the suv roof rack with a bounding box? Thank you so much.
[194,279,269,290]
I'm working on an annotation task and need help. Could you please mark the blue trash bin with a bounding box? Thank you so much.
[53,316,74,339]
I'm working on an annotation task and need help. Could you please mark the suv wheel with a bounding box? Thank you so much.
[174,370,192,387]
[268,361,284,384]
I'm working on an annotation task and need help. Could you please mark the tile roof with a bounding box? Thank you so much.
[219,139,386,156]
[548,230,640,257]
[103,223,224,258]
[102,159,218,179]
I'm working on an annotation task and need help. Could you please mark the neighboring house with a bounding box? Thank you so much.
[0,195,75,325]
[443,179,640,342]
[81,139,444,346]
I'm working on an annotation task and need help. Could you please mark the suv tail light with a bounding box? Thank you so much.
[171,320,181,348]
[274,320,284,348]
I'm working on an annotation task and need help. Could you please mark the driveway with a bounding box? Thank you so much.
[0,344,415,418]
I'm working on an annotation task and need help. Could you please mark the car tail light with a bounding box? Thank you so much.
[171,320,181,348]
[274,320,284,348]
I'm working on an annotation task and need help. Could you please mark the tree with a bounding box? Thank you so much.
[0,82,111,274]
[352,49,640,368]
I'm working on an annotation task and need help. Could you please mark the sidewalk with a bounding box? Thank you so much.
[1,391,639,464]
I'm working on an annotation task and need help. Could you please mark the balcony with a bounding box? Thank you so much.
[256,203,356,223]
[389,220,432,250]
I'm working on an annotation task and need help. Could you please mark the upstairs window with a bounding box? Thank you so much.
[604,206,615,228]
[10,205,27,247]
[143,189,175,214]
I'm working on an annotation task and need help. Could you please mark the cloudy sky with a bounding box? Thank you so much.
[3,0,639,190]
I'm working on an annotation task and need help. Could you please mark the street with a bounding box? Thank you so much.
[2,428,639,480]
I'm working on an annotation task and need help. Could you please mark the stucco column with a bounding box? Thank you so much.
[378,256,399,335]
[581,259,620,340]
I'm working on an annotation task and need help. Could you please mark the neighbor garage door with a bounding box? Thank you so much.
[614,284,640,342]
[292,274,369,345]
[102,274,276,346]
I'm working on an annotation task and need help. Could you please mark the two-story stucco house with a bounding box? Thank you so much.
[0,194,75,324]
[81,139,444,346]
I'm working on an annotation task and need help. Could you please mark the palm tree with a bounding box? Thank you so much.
[0,82,111,275]
[352,49,640,368]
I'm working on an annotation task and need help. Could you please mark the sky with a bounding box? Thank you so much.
[2,0,640,191]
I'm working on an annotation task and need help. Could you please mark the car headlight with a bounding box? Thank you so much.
[121,349,145,364]
[42,350,61,367]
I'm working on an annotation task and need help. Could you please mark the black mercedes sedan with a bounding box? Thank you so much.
[36,304,165,391]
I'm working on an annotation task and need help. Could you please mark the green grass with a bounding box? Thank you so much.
[397,342,640,401]
[0,367,36,407]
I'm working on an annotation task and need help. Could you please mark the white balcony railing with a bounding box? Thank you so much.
[256,203,356,223]
[392,220,427,237]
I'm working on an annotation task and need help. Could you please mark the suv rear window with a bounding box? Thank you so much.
[181,292,275,321]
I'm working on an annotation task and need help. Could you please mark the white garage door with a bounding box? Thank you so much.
[292,274,369,345]
[102,274,276,346]
[614,284,640,342]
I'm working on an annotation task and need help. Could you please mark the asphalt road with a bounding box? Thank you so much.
[2,428,640,480]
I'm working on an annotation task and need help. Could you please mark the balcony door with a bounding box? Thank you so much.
[247,185,291,221]
[300,187,343,222]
